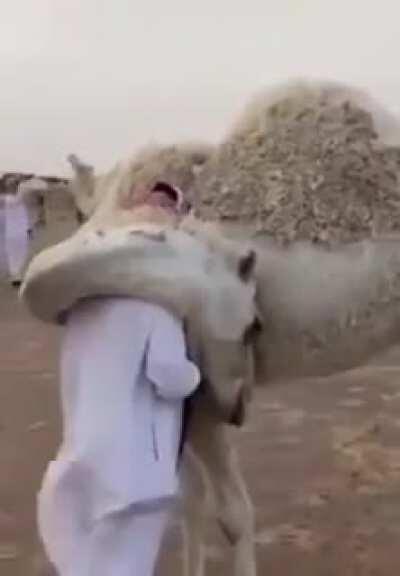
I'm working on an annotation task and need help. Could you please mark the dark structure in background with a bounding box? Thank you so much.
[0,172,68,196]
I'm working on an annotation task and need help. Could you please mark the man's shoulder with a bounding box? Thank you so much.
[103,298,176,317]
[66,297,181,330]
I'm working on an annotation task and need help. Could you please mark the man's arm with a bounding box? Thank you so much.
[145,310,200,400]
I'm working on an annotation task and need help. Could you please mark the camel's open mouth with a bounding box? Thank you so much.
[151,181,183,207]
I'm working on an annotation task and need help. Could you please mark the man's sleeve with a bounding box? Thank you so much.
[145,311,201,400]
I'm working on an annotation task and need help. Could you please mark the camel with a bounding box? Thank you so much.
[23,154,400,576]
[22,79,400,576]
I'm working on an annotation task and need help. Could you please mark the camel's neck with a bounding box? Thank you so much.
[253,237,400,381]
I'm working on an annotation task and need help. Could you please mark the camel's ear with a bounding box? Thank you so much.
[67,154,94,177]
[67,154,96,217]
[238,249,257,282]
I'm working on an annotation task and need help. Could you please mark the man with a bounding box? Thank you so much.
[37,182,200,576]
[0,195,6,279]
[4,192,30,287]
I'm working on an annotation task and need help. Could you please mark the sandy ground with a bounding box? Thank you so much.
[2,226,400,575]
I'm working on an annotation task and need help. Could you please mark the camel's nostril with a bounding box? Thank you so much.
[229,386,247,427]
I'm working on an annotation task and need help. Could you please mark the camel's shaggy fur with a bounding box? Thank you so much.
[193,79,400,244]
[229,79,400,146]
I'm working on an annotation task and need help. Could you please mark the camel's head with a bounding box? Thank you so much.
[67,144,212,230]
[182,227,263,424]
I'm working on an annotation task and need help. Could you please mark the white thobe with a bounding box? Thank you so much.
[0,196,6,278]
[4,194,30,281]
[38,298,200,576]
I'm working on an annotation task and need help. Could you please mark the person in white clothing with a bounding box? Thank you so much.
[4,193,30,287]
[0,195,6,278]
[37,183,200,576]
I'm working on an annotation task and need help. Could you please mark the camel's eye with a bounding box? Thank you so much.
[242,316,263,346]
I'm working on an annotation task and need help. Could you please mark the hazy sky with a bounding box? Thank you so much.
[1,0,400,175]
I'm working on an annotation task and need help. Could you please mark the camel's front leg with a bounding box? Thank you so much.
[188,406,257,576]
[213,430,256,576]
[181,513,206,576]
[181,445,211,576]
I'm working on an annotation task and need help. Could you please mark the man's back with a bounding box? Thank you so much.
[61,298,162,405]
[58,297,200,517]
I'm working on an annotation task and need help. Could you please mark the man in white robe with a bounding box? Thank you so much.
[37,183,200,576]
[17,177,47,237]
[0,195,6,279]
[4,193,30,286]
